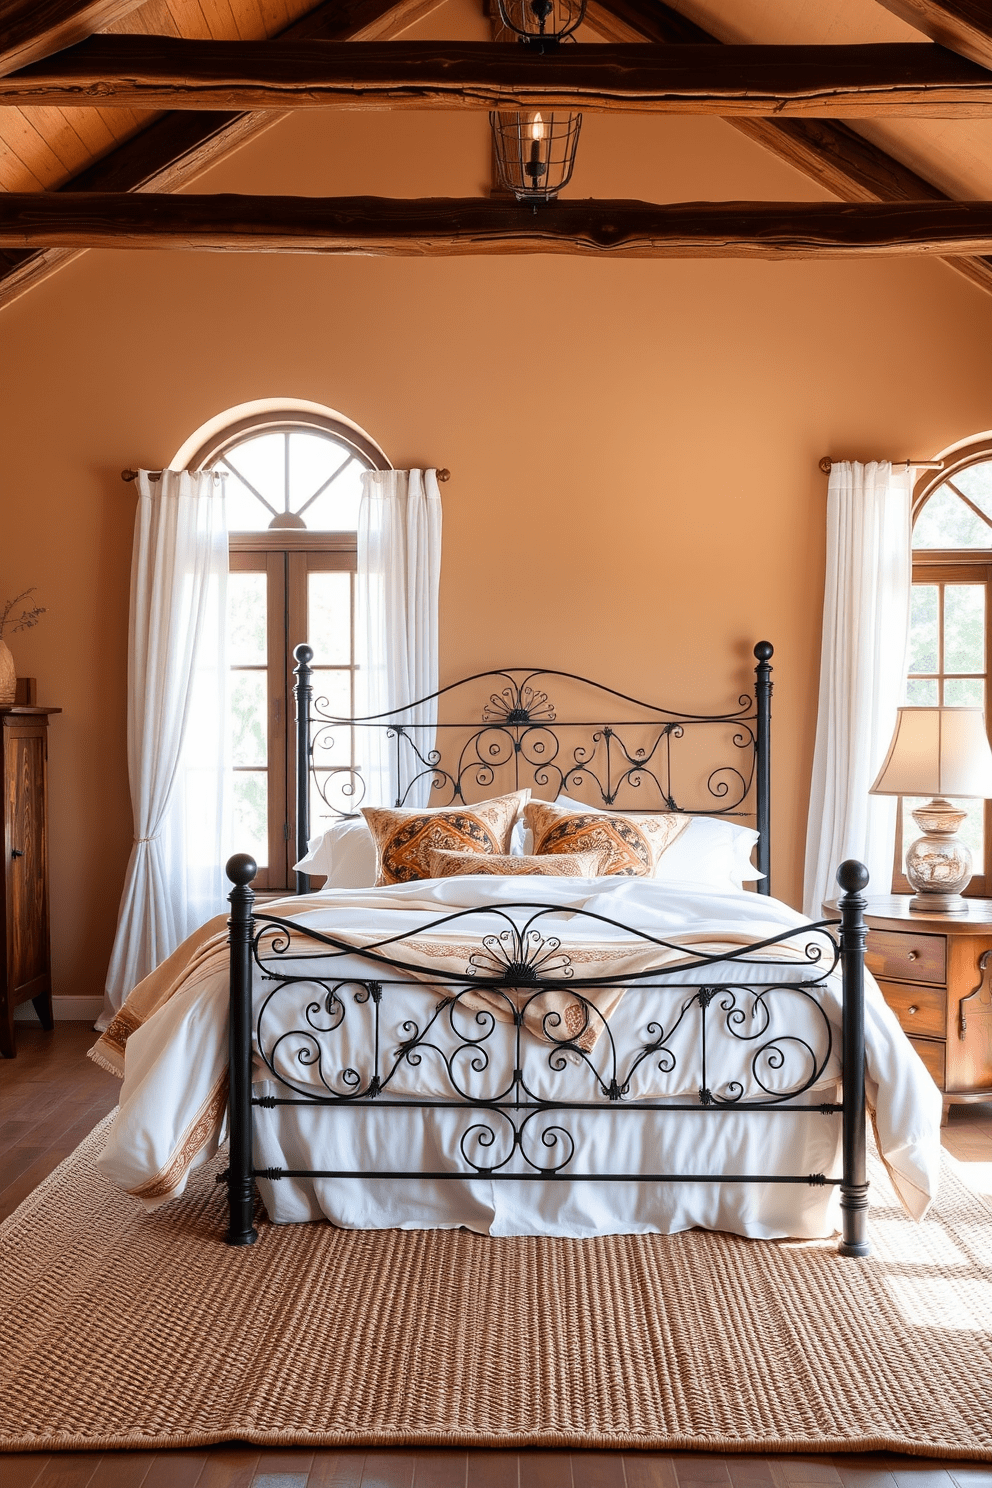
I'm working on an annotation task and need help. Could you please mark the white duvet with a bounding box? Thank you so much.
[97,875,943,1240]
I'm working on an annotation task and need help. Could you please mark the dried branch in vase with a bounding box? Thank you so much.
[0,588,45,638]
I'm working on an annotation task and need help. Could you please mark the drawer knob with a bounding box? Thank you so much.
[907,951,919,961]
[908,1005,919,1015]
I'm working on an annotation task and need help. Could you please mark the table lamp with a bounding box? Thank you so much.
[870,706,992,912]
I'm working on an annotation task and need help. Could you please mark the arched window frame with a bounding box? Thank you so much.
[190,408,390,890]
[896,437,992,896]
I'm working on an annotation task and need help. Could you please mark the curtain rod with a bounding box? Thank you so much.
[121,467,451,482]
[819,457,944,474]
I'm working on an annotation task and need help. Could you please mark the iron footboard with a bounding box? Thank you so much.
[222,857,870,1258]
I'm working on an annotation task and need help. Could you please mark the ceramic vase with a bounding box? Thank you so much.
[0,639,16,705]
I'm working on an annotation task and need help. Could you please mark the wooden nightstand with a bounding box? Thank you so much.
[1,705,60,1058]
[831,895,992,1118]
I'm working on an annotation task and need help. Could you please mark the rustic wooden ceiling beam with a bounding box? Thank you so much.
[0,0,448,309]
[0,0,145,78]
[4,38,992,117]
[6,192,992,258]
[872,0,992,72]
[584,0,992,298]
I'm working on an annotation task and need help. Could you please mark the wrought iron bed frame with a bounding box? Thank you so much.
[223,641,872,1258]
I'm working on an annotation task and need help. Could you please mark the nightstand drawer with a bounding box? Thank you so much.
[866,931,946,985]
[875,980,946,1038]
[907,1035,945,1089]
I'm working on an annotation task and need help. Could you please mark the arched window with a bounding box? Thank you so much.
[899,438,992,895]
[181,407,389,890]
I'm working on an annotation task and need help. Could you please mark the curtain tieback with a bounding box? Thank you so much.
[133,835,160,844]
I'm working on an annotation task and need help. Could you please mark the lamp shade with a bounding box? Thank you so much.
[870,707,992,798]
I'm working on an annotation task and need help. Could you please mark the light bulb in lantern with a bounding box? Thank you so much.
[527,113,547,179]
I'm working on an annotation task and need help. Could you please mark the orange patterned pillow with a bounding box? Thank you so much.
[362,791,528,885]
[425,847,603,879]
[524,800,690,878]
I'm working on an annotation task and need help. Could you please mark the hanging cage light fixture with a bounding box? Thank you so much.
[490,110,582,205]
[495,0,586,47]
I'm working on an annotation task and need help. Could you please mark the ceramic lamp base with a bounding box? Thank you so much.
[905,798,972,913]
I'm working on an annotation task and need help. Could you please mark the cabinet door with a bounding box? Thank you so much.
[5,729,48,996]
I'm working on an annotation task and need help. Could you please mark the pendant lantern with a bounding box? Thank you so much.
[495,0,586,47]
[489,110,582,205]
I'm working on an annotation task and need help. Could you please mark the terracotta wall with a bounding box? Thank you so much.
[2,0,992,1001]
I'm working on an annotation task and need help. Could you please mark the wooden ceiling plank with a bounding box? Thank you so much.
[5,38,992,117]
[196,0,250,41]
[873,0,992,72]
[0,124,47,189]
[7,192,992,257]
[0,0,147,78]
[59,101,119,153]
[585,0,992,297]
[163,0,213,41]
[0,0,450,307]
[108,0,183,36]
[20,103,96,172]
[0,106,70,184]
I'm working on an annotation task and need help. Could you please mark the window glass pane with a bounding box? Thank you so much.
[908,585,939,674]
[227,432,285,505]
[309,572,352,665]
[313,669,351,716]
[905,676,939,705]
[913,487,992,548]
[222,429,369,532]
[958,799,985,865]
[289,433,349,508]
[233,772,268,869]
[950,460,992,520]
[228,572,266,665]
[230,671,267,767]
[944,677,985,707]
[944,585,985,674]
[303,461,364,531]
[223,469,272,532]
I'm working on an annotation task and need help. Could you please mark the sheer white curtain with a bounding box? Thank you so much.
[803,461,912,917]
[101,469,229,1024]
[356,469,442,809]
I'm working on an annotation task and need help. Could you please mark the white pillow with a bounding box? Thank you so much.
[547,795,763,890]
[652,817,764,891]
[294,816,377,888]
[295,810,532,888]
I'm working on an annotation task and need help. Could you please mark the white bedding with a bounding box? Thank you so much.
[97,875,944,1240]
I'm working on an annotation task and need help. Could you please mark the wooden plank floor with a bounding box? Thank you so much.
[2,1022,991,1488]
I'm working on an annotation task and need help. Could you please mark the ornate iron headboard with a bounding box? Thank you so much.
[293,641,774,895]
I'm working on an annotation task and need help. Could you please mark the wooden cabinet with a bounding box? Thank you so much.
[859,896,992,1114]
[1,706,60,1058]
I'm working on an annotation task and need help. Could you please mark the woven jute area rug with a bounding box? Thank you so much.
[2,1115,991,1458]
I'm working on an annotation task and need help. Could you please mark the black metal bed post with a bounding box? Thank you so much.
[225,853,259,1246]
[293,643,314,895]
[753,641,773,895]
[837,858,870,1258]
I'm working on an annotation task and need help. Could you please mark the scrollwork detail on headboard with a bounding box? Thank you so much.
[302,663,763,819]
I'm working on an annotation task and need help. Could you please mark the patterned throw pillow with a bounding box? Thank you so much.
[425,847,603,878]
[362,791,528,885]
[523,799,690,878]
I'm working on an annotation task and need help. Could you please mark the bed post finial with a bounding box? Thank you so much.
[837,858,870,1258]
[226,853,258,1247]
[753,642,773,895]
[293,645,314,895]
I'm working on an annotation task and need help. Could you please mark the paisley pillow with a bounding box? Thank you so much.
[425,847,603,878]
[362,790,528,885]
[523,799,690,878]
